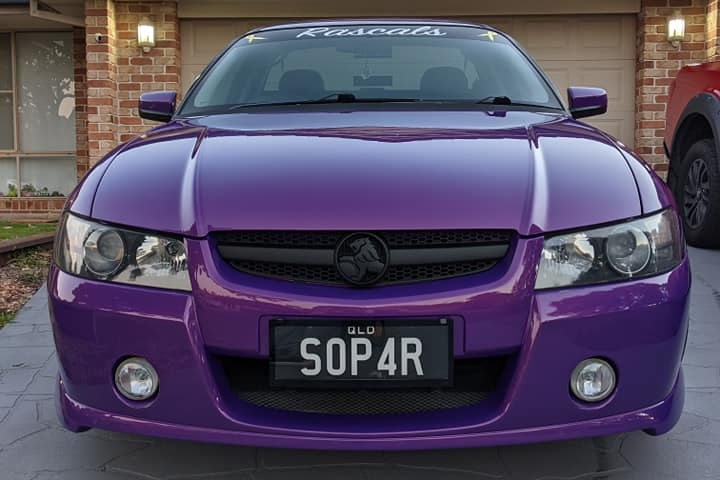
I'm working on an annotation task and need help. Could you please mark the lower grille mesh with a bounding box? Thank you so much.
[220,357,508,416]
[235,389,491,415]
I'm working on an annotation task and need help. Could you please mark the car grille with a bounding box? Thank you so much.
[214,230,513,287]
[219,356,508,416]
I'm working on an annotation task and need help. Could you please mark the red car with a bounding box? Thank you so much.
[666,62,720,247]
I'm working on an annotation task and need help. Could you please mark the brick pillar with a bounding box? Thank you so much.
[73,27,89,179]
[83,1,180,163]
[635,0,709,176]
[708,0,719,60]
[114,1,180,143]
[85,0,118,167]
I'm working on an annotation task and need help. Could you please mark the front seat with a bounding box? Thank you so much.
[420,66,469,99]
[278,69,325,100]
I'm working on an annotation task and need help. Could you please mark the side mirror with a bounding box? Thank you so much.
[139,91,177,122]
[567,87,607,120]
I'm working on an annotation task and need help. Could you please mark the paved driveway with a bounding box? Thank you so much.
[0,248,719,480]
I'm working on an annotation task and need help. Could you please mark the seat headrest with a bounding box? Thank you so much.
[278,69,325,99]
[420,67,469,98]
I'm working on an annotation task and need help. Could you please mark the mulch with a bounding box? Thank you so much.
[0,247,51,327]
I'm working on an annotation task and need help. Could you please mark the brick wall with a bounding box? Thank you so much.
[0,198,67,218]
[74,27,89,180]
[84,0,179,162]
[708,0,719,59]
[85,0,118,169]
[114,1,180,143]
[636,0,709,175]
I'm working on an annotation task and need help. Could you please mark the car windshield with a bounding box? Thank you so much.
[178,24,563,116]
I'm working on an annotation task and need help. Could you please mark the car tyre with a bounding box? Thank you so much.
[676,139,720,248]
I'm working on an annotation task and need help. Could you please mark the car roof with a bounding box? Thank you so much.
[245,19,494,36]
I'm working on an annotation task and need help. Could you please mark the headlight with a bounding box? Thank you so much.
[55,213,191,291]
[535,209,683,290]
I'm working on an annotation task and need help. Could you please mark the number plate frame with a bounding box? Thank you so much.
[269,318,453,389]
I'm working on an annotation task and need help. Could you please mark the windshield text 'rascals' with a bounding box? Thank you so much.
[296,26,448,39]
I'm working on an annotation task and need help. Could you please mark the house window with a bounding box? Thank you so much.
[0,31,76,198]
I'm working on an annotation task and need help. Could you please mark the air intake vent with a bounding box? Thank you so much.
[220,356,508,415]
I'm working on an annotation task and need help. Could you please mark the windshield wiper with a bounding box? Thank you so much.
[477,96,513,105]
[475,96,563,110]
[312,93,358,103]
[228,94,426,110]
[228,93,356,110]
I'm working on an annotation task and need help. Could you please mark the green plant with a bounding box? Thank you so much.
[21,184,37,198]
[0,312,13,329]
[31,187,53,197]
[6,183,17,197]
[0,222,57,240]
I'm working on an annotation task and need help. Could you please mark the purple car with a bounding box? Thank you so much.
[49,21,690,450]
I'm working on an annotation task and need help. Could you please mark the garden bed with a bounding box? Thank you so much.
[0,246,52,330]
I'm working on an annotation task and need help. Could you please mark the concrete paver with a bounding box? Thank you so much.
[0,247,717,479]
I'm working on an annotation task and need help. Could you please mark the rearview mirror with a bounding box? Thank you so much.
[567,87,607,120]
[139,91,177,122]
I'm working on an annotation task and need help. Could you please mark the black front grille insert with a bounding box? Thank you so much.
[214,230,513,287]
[220,356,508,415]
[216,230,512,248]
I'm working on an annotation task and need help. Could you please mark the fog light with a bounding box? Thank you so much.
[570,358,616,402]
[115,357,158,401]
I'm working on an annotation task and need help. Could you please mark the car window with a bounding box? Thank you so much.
[263,45,481,93]
[180,25,561,115]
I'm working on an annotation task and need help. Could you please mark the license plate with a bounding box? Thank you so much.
[270,319,452,388]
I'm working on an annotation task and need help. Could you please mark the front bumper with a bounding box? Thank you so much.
[49,237,690,450]
[56,372,683,449]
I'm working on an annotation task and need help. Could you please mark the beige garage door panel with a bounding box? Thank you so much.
[181,20,279,92]
[476,15,635,61]
[585,116,634,144]
[542,60,635,110]
[179,0,641,18]
[180,15,636,146]
[541,61,635,145]
[469,15,636,146]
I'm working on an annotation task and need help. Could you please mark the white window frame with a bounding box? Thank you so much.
[0,30,76,198]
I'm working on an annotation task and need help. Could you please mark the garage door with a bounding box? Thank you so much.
[181,15,635,146]
[472,15,636,146]
[181,19,286,93]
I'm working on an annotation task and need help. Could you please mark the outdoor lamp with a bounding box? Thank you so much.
[137,17,155,53]
[667,11,686,47]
